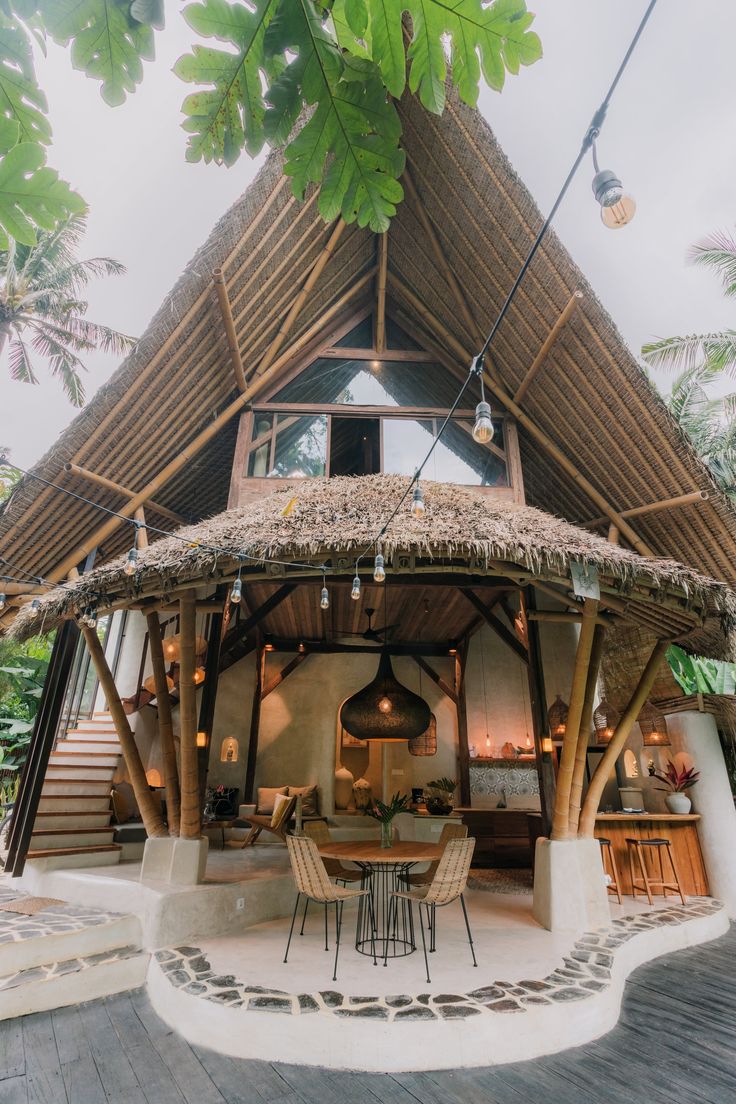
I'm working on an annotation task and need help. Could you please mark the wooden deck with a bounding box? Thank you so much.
[1,925,734,1102]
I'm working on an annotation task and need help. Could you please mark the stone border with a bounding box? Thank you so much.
[153,897,722,1022]
[0,945,144,992]
[0,887,126,945]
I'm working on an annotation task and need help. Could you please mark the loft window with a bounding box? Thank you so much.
[247,413,327,478]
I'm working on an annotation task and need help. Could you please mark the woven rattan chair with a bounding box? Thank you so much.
[285,835,377,980]
[300,821,366,942]
[387,836,477,982]
[236,794,297,847]
[402,822,468,888]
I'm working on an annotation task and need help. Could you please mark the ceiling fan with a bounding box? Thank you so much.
[339,607,401,643]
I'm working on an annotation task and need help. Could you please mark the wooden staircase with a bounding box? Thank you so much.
[26,713,123,869]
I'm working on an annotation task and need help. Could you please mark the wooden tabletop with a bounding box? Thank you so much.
[318,841,443,864]
[595,813,701,822]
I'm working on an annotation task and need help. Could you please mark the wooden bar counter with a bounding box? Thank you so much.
[595,814,708,897]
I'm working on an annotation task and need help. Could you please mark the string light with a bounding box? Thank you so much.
[123,521,141,577]
[31,598,41,611]
[230,573,243,605]
[351,573,361,601]
[373,552,385,583]
[320,571,329,610]
[0,594,5,611]
[411,483,425,518]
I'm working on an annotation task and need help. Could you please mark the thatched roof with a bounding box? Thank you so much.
[2,85,736,621]
[11,476,735,653]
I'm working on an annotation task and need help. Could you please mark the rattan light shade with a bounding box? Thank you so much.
[340,651,431,742]
[409,713,437,756]
[547,695,569,740]
[637,699,670,747]
[594,699,621,744]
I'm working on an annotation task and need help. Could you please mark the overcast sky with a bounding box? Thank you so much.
[1,0,734,469]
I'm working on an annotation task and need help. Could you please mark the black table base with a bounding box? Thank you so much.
[355,861,417,959]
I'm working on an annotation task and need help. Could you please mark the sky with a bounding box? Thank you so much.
[1,0,735,469]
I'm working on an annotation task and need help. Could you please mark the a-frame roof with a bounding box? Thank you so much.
[2,87,735,608]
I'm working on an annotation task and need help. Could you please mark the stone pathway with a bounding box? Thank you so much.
[153,896,721,1021]
[0,887,126,946]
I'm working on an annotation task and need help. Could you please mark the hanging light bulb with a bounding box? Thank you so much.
[373,552,385,583]
[351,574,361,601]
[378,695,392,714]
[411,482,425,518]
[124,547,138,576]
[592,167,635,229]
[472,400,494,445]
[0,593,5,611]
[193,666,206,685]
[230,575,242,604]
[31,597,41,611]
[320,585,329,610]
[86,607,98,629]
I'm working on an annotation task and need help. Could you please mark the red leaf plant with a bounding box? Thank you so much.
[652,760,700,793]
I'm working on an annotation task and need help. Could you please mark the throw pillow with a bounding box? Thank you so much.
[289,784,319,817]
[271,791,292,828]
[257,786,288,815]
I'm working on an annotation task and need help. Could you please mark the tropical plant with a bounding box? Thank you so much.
[0,634,51,779]
[0,214,134,404]
[651,760,700,794]
[427,776,457,796]
[667,644,736,697]
[0,1,542,241]
[365,791,409,823]
[642,229,736,499]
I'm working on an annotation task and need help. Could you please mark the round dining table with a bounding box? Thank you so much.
[319,841,443,959]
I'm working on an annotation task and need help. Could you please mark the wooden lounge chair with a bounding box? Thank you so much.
[236,794,298,847]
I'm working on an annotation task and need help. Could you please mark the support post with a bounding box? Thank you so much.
[522,589,556,837]
[178,591,200,840]
[146,612,181,836]
[455,640,471,807]
[568,623,606,835]
[196,586,228,801]
[244,636,266,803]
[81,624,167,838]
[375,232,388,353]
[213,268,247,392]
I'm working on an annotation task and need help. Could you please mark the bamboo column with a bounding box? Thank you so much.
[244,636,266,804]
[578,640,668,837]
[567,623,606,835]
[178,592,200,839]
[455,642,471,807]
[550,598,598,840]
[80,624,167,838]
[146,612,181,836]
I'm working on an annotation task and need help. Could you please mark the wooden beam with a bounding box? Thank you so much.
[244,637,266,803]
[0,582,43,596]
[579,640,668,837]
[319,347,437,361]
[460,589,529,665]
[178,591,200,840]
[196,587,228,801]
[375,232,388,354]
[387,275,655,558]
[514,291,583,404]
[64,464,186,526]
[134,506,148,549]
[528,609,613,628]
[455,640,471,807]
[256,218,346,377]
[239,584,296,636]
[568,622,606,835]
[146,611,181,836]
[582,490,710,530]
[268,639,459,657]
[262,652,309,699]
[411,655,458,704]
[521,589,556,835]
[213,268,247,392]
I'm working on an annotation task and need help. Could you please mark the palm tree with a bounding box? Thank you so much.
[0,214,134,406]
[642,229,736,501]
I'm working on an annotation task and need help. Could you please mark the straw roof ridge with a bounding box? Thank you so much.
[10,475,735,642]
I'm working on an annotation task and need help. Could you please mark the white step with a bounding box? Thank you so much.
[30,828,117,850]
[0,906,140,975]
[64,727,118,741]
[50,749,120,768]
[34,811,112,830]
[25,845,122,870]
[41,780,112,798]
[38,793,112,811]
[0,948,148,1021]
[45,764,116,781]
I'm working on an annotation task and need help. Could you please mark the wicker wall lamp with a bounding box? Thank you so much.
[547,695,569,740]
[637,700,671,747]
[593,699,621,745]
[340,650,431,741]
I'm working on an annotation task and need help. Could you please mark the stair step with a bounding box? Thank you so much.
[58,740,121,748]
[50,752,120,768]
[46,765,116,780]
[26,844,122,860]
[38,794,112,812]
[34,811,112,829]
[0,947,148,1021]
[0,903,141,974]
[30,828,117,849]
[41,781,112,797]
[65,728,118,737]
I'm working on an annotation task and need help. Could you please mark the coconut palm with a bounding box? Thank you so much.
[0,214,134,406]
[642,228,736,501]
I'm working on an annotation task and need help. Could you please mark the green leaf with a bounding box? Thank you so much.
[130,0,164,30]
[265,0,404,232]
[331,0,371,57]
[365,0,406,97]
[39,0,155,106]
[0,142,85,247]
[175,0,281,163]
[344,0,368,36]
[0,14,51,145]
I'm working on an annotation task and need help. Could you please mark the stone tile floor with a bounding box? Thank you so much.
[0,886,126,944]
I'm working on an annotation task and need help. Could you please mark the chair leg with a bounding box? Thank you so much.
[627,841,637,899]
[384,895,395,967]
[430,904,436,953]
[284,893,300,964]
[418,903,431,985]
[460,893,478,968]
[636,842,654,905]
[241,825,259,848]
[607,844,623,905]
[332,901,344,982]
[666,841,687,906]
[299,896,309,936]
[324,903,329,951]
[366,894,378,967]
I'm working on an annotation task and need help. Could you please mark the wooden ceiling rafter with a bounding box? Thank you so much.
[513,290,583,404]
[212,268,247,392]
[411,654,458,704]
[460,587,529,664]
[583,490,710,531]
[374,231,388,353]
[63,463,186,526]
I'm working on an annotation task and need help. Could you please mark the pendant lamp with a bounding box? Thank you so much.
[340,651,431,742]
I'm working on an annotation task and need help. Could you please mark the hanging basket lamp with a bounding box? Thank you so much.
[594,699,621,745]
[408,713,438,757]
[547,695,569,740]
[340,651,431,742]
[637,700,670,747]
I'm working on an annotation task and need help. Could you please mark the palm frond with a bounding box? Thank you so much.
[59,317,135,354]
[641,331,736,376]
[7,337,37,385]
[30,321,95,354]
[29,328,86,406]
[690,228,736,298]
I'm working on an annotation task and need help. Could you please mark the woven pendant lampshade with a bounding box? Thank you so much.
[143,673,174,696]
[547,695,569,740]
[340,651,431,742]
[594,699,621,744]
[409,713,437,757]
[637,700,670,747]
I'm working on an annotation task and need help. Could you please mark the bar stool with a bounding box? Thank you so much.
[626,837,687,906]
[598,837,622,905]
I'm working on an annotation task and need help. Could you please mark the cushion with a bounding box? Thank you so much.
[257,786,288,815]
[271,791,292,828]
[289,784,319,817]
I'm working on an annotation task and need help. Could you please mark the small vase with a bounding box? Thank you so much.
[380,820,392,849]
[665,792,692,815]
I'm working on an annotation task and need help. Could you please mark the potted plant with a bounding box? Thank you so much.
[425,777,457,816]
[652,760,700,814]
[366,792,410,848]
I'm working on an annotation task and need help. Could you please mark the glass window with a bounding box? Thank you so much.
[270,414,328,477]
[382,418,507,487]
[273,358,475,408]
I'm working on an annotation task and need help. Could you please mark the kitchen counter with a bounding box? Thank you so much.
[594,812,707,896]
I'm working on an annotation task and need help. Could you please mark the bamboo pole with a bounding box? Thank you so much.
[582,490,710,530]
[146,612,181,836]
[514,291,583,404]
[134,506,148,549]
[375,232,388,353]
[64,464,186,525]
[178,591,200,840]
[80,624,167,838]
[528,610,612,627]
[213,269,247,392]
[550,598,598,840]
[578,640,668,837]
[386,275,654,558]
[567,623,606,834]
[41,269,376,587]
[255,218,346,377]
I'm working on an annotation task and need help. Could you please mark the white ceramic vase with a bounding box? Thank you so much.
[665,792,692,815]
[334,765,354,810]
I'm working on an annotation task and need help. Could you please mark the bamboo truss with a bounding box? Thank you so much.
[213,268,247,392]
[375,232,388,353]
[513,291,583,404]
[178,591,200,840]
[146,611,181,836]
